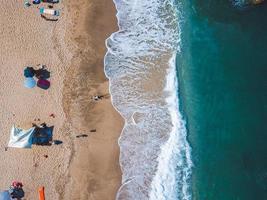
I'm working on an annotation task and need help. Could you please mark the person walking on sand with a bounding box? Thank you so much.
[92,95,104,101]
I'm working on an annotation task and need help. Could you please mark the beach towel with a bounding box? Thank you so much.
[40,7,60,16]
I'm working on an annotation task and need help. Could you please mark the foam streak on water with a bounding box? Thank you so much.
[104,0,192,199]
[232,0,252,7]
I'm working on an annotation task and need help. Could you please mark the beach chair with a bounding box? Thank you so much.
[40,7,60,16]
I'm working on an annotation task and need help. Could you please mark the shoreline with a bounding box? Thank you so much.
[62,0,123,199]
[103,0,193,198]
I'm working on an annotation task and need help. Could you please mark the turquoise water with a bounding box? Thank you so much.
[177,1,267,199]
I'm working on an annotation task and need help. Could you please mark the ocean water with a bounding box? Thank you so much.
[105,0,267,199]
[105,0,192,199]
[178,1,267,200]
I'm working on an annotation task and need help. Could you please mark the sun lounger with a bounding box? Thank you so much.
[40,7,60,16]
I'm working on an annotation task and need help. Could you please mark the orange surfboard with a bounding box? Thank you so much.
[38,186,45,200]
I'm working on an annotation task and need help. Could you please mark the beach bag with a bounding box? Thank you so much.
[37,79,50,90]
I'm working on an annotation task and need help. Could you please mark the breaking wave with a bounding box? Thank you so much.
[104,0,192,199]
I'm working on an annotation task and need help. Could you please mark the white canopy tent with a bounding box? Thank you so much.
[8,125,36,148]
[0,191,11,200]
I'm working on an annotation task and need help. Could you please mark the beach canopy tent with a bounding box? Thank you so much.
[0,191,11,200]
[8,125,54,148]
[8,126,36,148]
[24,77,36,88]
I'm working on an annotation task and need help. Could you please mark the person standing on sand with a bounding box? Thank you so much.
[92,95,104,101]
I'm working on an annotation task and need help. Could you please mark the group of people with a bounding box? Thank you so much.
[9,182,24,200]
[92,94,110,101]
[0,181,25,200]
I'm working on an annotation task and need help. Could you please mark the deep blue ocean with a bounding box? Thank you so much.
[177,1,267,199]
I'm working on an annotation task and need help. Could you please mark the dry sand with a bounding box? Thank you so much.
[0,0,122,199]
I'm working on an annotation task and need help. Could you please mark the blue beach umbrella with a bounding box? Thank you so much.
[24,67,35,78]
[24,77,36,88]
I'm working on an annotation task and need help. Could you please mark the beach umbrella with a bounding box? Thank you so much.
[35,68,50,79]
[24,67,35,78]
[24,77,36,88]
[37,79,50,90]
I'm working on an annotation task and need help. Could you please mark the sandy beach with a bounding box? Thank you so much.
[63,0,122,199]
[0,0,122,199]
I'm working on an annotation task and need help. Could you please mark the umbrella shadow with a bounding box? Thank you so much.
[41,14,59,22]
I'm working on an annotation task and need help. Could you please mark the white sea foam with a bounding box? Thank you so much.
[104,0,192,199]
[232,0,251,7]
[149,55,193,200]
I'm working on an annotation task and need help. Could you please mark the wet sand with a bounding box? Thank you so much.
[63,0,123,199]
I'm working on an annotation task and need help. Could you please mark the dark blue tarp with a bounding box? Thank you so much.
[32,126,53,145]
